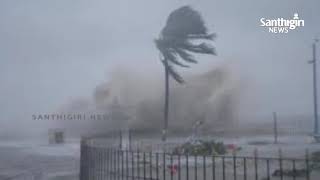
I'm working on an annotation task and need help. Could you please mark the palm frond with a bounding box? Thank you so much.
[187,33,216,40]
[174,48,198,64]
[161,48,190,68]
[180,42,216,55]
[161,60,185,84]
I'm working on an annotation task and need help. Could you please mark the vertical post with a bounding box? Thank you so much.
[131,151,134,180]
[310,39,319,136]
[273,112,278,144]
[203,156,206,180]
[80,138,86,180]
[109,149,111,180]
[212,156,216,180]
[222,157,225,180]
[122,150,124,180]
[186,154,189,180]
[162,58,170,142]
[292,160,296,180]
[143,153,146,180]
[112,149,115,180]
[170,154,173,180]
[194,156,197,180]
[108,149,110,180]
[254,148,258,180]
[126,150,129,180]
[243,157,247,180]
[305,149,310,180]
[278,148,283,180]
[266,159,270,180]
[137,149,140,179]
[156,153,159,180]
[120,130,123,150]
[163,153,166,180]
[103,148,106,180]
[150,152,153,179]
[233,152,237,180]
[129,129,132,151]
[178,154,181,180]
[91,147,95,180]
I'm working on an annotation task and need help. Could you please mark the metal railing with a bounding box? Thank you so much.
[80,136,320,180]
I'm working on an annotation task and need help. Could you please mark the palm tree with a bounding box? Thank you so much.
[155,6,216,141]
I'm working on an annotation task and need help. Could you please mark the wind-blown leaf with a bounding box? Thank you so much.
[180,42,216,55]
[163,49,190,68]
[161,60,185,84]
[174,48,198,63]
[187,33,216,40]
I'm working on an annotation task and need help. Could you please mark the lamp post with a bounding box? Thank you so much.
[309,39,319,141]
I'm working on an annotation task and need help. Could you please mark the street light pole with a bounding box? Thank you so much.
[309,39,319,138]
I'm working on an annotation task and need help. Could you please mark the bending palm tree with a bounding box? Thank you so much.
[155,6,216,141]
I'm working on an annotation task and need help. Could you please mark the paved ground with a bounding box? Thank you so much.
[1,134,320,180]
[0,138,80,180]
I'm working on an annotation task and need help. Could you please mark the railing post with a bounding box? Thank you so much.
[119,130,123,150]
[156,153,159,180]
[292,159,296,180]
[143,152,146,180]
[137,149,140,179]
[126,150,129,180]
[266,159,270,180]
[129,129,132,151]
[132,151,135,180]
[178,154,181,180]
[278,148,283,180]
[222,157,225,180]
[254,148,258,180]
[170,154,173,180]
[163,153,166,180]
[243,157,247,180]
[150,151,153,179]
[80,137,87,180]
[233,151,237,180]
[305,149,310,180]
[195,155,198,180]
[212,156,215,180]
[203,156,206,180]
[186,154,189,180]
[122,150,124,180]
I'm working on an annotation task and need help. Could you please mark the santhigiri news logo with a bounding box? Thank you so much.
[260,13,305,33]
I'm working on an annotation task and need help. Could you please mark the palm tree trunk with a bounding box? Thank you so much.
[162,58,169,142]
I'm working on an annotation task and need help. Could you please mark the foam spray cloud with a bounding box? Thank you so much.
[58,63,241,136]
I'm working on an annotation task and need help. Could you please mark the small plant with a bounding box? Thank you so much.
[172,140,227,156]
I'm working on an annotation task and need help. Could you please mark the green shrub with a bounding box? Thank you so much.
[172,140,227,156]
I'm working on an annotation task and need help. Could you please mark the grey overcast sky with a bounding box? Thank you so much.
[0,0,320,132]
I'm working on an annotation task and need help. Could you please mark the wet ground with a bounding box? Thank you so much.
[0,134,320,180]
[0,138,80,180]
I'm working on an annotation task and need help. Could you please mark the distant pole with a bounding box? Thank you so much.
[119,130,123,149]
[309,39,319,135]
[128,129,132,151]
[273,112,278,144]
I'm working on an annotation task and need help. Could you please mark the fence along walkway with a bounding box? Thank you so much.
[80,137,320,180]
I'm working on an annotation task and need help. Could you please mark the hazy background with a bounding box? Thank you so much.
[0,0,320,137]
